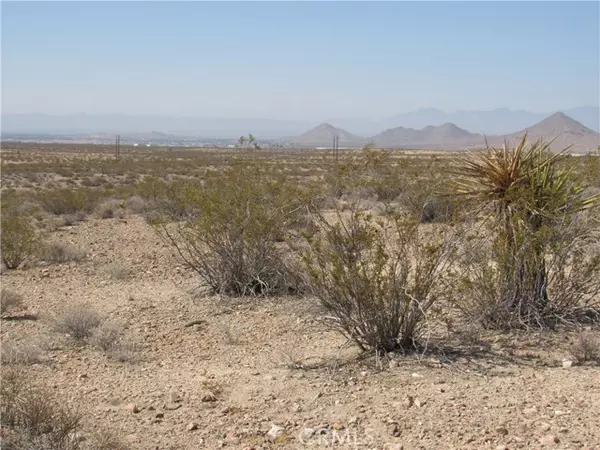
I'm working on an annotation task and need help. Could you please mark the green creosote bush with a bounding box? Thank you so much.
[151,164,309,296]
[1,213,41,270]
[35,188,107,216]
[303,198,458,353]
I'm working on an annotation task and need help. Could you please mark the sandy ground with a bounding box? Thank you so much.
[2,215,600,450]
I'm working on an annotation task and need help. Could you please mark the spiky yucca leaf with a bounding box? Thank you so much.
[451,134,598,225]
[450,134,600,329]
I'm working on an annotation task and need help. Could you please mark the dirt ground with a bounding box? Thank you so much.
[2,214,599,450]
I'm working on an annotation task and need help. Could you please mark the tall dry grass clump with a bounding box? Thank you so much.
[0,369,82,450]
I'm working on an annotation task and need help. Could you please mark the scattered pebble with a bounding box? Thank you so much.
[267,424,286,443]
[124,403,139,414]
[186,422,199,431]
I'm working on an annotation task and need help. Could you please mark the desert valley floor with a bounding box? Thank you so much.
[2,213,599,450]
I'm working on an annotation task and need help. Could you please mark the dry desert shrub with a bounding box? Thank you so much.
[103,262,131,281]
[52,303,103,341]
[95,198,125,219]
[86,321,139,362]
[570,331,600,364]
[61,211,87,226]
[85,321,123,351]
[0,368,129,450]
[303,204,458,353]
[1,340,43,366]
[1,288,24,316]
[0,369,82,450]
[39,241,86,264]
[0,213,41,269]
[105,340,139,363]
[151,165,307,296]
[36,188,103,216]
[398,186,457,224]
[88,430,131,450]
[124,195,148,214]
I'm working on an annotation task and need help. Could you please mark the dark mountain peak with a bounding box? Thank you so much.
[530,112,591,133]
[313,123,338,132]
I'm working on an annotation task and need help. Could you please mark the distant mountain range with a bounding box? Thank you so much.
[282,112,600,153]
[327,106,599,136]
[282,123,363,148]
[2,106,598,138]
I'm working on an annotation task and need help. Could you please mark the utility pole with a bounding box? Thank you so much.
[333,133,339,163]
[115,135,121,162]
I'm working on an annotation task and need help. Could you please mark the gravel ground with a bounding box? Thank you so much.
[2,216,599,450]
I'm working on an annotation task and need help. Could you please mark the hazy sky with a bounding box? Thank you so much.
[2,1,599,120]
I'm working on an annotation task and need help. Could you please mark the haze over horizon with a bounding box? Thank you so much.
[2,1,599,122]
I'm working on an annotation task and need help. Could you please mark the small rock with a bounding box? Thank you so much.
[496,446,508,450]
[562,359,573,369]
[388,423,401,437]
[411,372,423,378]
[414,398,425,408]
[299,428,315,441]
[169,392,182,403]
[331,423,344,430]
[155,412,164,419]
[78,373,88,379]
[348,416,358,425]
[539,435,560,445]
[124,403,139,414]
[496,427,509,436]
[124,435,138,444]
[73,432,87,443]
[164,403,181,411]
[201,392,217,402]
[186,422,199,431]
[538,423,551,432]
[267,424,286,443]
[292,403,302,412]
[403,395,414,409]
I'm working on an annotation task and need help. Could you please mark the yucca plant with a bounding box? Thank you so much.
[451,135,600,328]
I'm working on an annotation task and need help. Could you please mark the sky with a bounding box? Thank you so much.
[1,1,599,120]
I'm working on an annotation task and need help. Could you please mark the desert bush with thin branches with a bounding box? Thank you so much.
[39,241,86,264]
[151,164,308,296]
[1,288,24,316]
[52,303,103,341]
[36,187,106,216]
[0,369,82,450]
[569,331,600,364]
[1,213,41,270]
[303,200,458,353]
[451,135,600,329]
